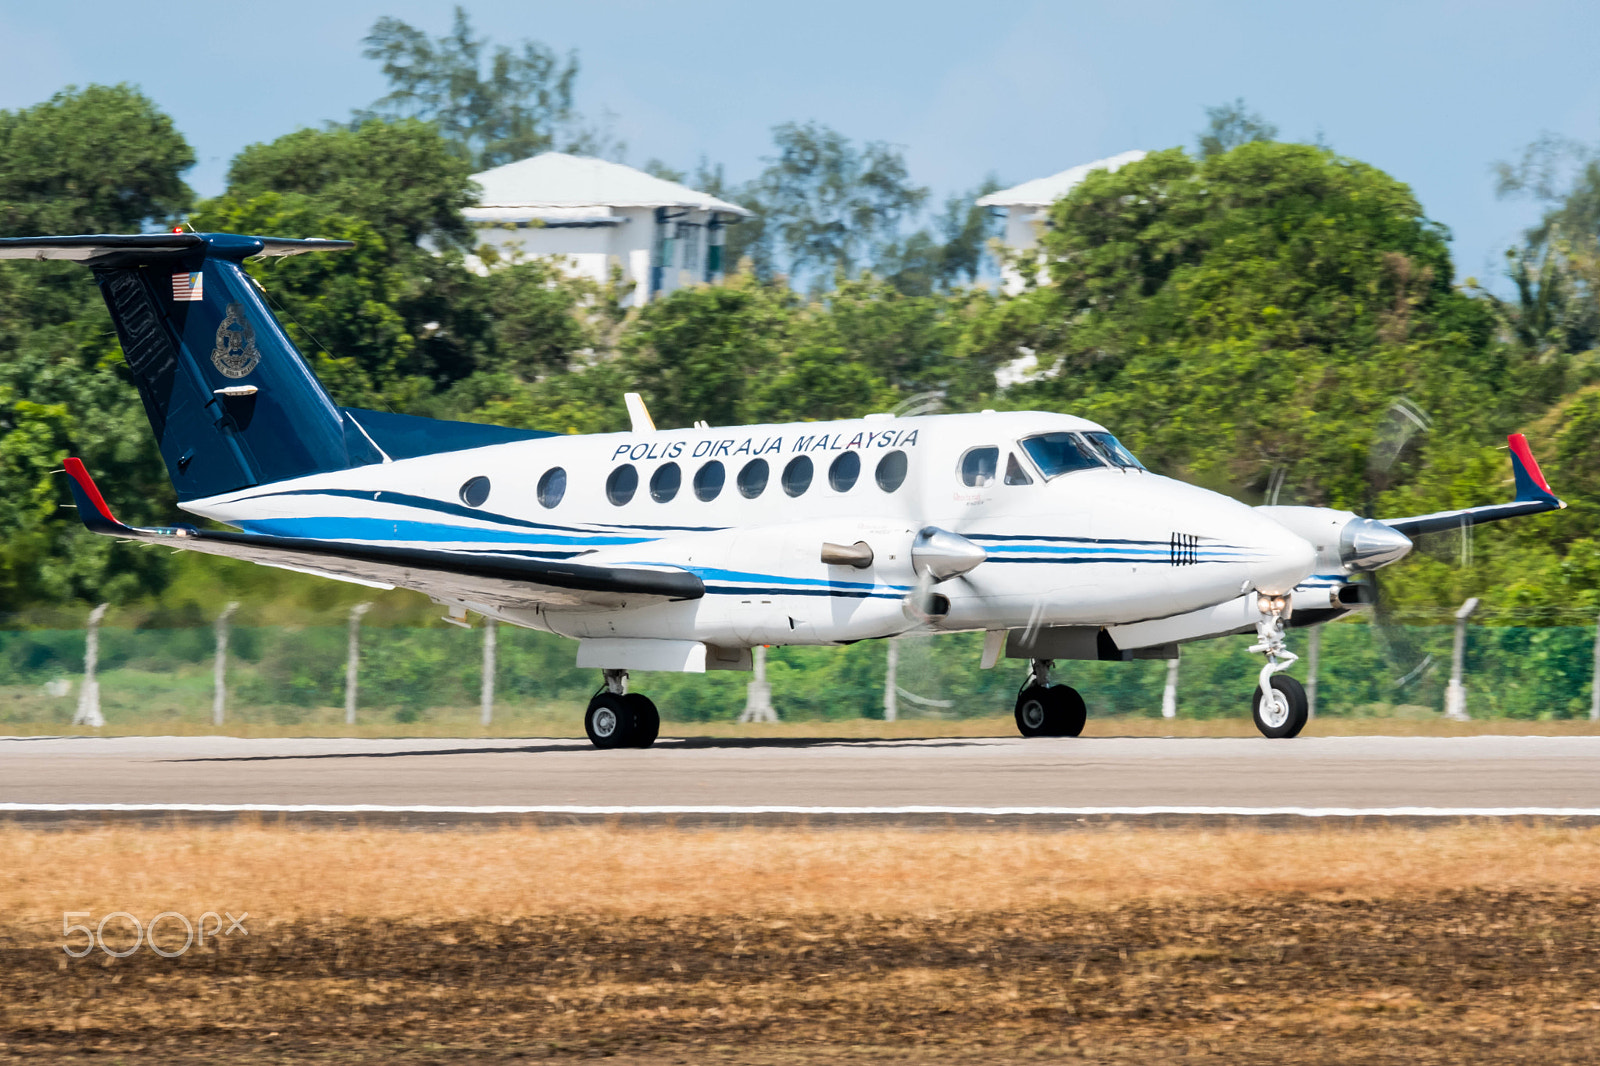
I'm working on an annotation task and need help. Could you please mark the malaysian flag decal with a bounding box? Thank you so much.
[171,272,203,302]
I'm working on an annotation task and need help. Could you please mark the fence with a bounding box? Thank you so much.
[0,615,1595,730]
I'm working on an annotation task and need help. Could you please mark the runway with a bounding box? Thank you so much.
[4,733,1600,825]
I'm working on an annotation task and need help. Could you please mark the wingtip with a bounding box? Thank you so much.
[1507,432,1557,501]
[62,458,126,533]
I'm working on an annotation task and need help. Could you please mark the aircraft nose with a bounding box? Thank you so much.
[1339,517,1412,572]
[1242,513,1318,595]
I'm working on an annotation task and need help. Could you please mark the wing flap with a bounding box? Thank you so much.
[62,459,702,608]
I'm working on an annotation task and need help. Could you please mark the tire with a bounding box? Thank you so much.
[623,693,659,748]
[1015,685,1052,737]
[585,692,633,748]
[1015,685,1086,737]
[1050,685,1087,737]
[1251,675,1309,738]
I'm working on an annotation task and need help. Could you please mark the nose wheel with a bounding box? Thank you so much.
[584,670,660,749]
[1248,596,1307,738]
[1013,659,1087,737]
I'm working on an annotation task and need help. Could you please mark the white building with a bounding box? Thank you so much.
[976,150,1146,295]
[465,152,753,307]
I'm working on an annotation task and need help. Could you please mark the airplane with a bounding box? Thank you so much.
[0,231,1565,745]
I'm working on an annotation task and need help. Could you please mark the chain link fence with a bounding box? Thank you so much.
[0,617,1594,729]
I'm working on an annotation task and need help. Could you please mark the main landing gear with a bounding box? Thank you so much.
[1013,659,1087,738]
[1249,595,1308,738]
[584,669,660,749]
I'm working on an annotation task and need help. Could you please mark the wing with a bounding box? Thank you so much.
[1381,433,1564,538]
[63,459,702,609]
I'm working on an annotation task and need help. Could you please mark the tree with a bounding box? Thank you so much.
[0,84,194,237]
[361,6,616,170]
[1014,142,1501,509]
[877,177,1003,295]
[741,122,928,285]
[1197,98,1278,159]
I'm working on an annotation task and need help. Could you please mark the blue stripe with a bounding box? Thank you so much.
[237,516,651,548]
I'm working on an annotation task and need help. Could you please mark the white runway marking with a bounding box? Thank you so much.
[4,802,1599,818]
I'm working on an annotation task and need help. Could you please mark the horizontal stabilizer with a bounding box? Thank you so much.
[1382,433,1564,538]
[0,233,353,264]
[63,459,703,608]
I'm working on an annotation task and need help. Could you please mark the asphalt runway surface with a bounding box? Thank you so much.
[4,733,1600,825]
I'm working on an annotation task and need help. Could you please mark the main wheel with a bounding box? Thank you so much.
[585,692,633,749]
[1014,685,1087,737]
[1051,685,1087,737]
[623,692,659,748]
[1251,675,1309,738]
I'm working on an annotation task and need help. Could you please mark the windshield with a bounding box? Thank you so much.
[1020,433,1105,478]
[1083,431,1145,470]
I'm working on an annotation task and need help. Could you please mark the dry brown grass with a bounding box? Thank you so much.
[6,822,1600,934]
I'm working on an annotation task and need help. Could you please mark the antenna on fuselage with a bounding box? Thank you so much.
[624,393,656,433]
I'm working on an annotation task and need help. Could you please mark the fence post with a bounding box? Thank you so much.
[1443,597,1480,721]
[73,603,109,728]
[1592,610,1600,722]
[1160,657,1178,719]
[481,620,497,727]
[1306,626,1321,720]
[740,645,777,723]
[212,602,239,727]
[345,602,372,726]
[882,637,899,722]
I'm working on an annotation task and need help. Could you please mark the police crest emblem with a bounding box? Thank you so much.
[211,303,261,379]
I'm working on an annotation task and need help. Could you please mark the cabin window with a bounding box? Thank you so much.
[1020,433,1105,479]
[829,451,860,492]
[606,464,638,506]
[781,456,813,497]
[694,460,725,501]
[650,462,681,503]
[536,467,566,508]
[959,446,999,487]
[737,458,769,498]
[1083,431,1146,470]
[459,476,491,507]
[875,450,908,492]
[1003,453,1033,486]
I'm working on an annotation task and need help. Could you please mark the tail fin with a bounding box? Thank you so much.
[1507,432,1558,504]
[1,232,381,500]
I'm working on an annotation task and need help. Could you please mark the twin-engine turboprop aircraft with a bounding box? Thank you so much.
[0,232,1565,744]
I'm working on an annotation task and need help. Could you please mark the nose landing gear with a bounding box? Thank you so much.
[1014,659,1087,738]
[584,669,660,749]
[1249,597,1308,738]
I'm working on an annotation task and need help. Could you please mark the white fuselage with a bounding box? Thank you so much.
[185,411,1318,652]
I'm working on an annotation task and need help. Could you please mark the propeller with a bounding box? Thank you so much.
[1362,399,1436,692]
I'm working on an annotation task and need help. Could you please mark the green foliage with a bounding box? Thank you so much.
[360,6,616,169]
[1197,99,1278,160]
[0,84,193,236]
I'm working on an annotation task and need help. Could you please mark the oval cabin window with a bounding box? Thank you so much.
[606,464,638,506]
[536,467,566,509]
[829,451,860,492]
[737,458,769,499]
[459,476,491,507]
[781,456,813,497]
[694,460,725,501]
[650,462,681,503]
[875,450,908,493]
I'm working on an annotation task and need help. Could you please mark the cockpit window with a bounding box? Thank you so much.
[959,446,999,487]
[1003,452,1033,486]
[1083,431,1146,471]
[1020,433,1105,478]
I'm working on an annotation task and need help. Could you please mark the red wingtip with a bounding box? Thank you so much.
[63,458,119,525]
[1507,433,1552,492]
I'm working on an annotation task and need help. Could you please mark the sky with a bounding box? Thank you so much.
[3,0,1598,287]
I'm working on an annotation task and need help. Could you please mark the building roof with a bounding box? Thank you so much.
[467,152,752,218]
[975,150,1148,208]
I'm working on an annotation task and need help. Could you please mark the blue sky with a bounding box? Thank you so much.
[3,0,1597,287]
